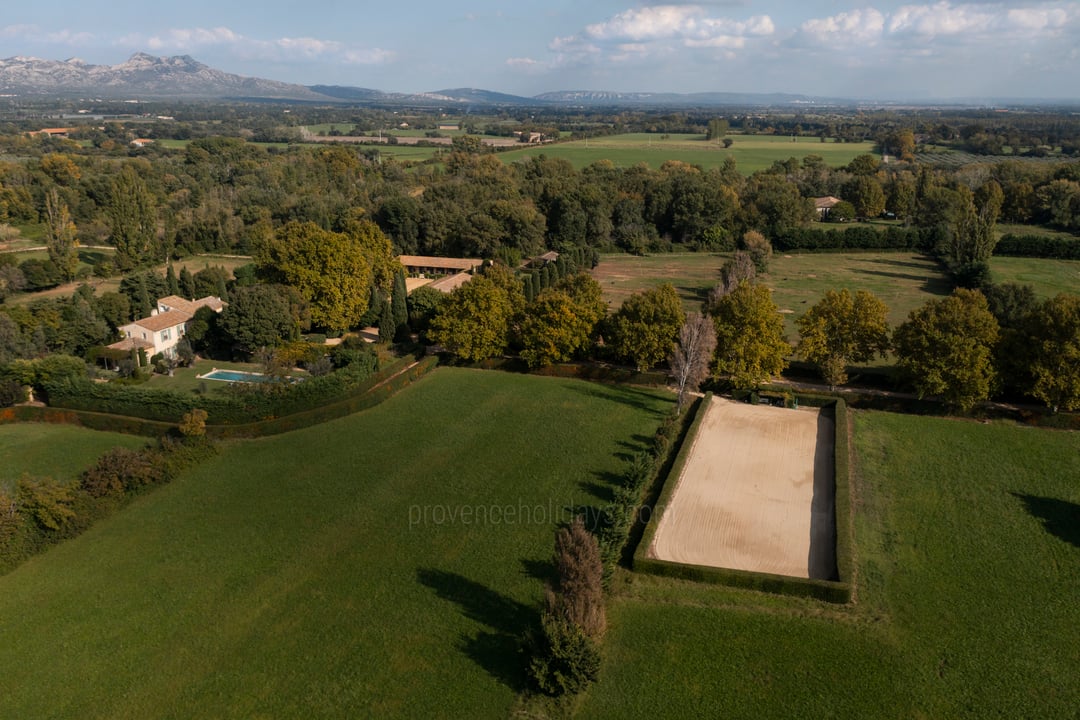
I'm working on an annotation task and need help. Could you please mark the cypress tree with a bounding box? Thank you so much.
[523,273,535,302]
[378,299,395,343]
[165,264,180,296]
[179,266,196,299]
[392,269,408,330]
[541,265,552,290]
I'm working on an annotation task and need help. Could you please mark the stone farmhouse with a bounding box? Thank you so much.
[108,295,225,362]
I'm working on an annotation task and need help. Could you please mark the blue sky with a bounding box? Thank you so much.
[2,1,1078,99]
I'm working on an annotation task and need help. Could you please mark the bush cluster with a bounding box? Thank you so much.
[0,436,217,574]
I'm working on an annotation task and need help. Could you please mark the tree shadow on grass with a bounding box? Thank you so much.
[567,382,668,418]
[1012,494,1080,549]
[416,568,539,691]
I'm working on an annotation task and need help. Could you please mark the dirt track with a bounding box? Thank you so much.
[648,396,836,580]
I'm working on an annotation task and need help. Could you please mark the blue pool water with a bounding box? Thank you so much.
[201,369,273,383]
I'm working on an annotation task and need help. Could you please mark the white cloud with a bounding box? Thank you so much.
[116,26,392,66]
[542,4,773,70]
[2,24,95,46]
[799,9,885,46]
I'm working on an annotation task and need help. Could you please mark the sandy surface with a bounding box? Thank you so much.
[648,396,836,580]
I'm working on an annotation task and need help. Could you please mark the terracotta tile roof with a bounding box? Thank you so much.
[131,310,191,333]
[399,255,482,272]
[428,272,474,293]
[107,337,155,352]
[814,196,842,210]
[157,295,225,314]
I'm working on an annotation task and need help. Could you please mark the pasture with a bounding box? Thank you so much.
[591,251,953,337]
[0,424,147,491]
[500,133,877,174]
[579,410,1080,718]
[0,368,671,719]
[989,255,1080,298]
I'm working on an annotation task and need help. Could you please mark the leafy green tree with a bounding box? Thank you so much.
[407,285,446,336]
[44,189,79,283]
[255,221,378,333]
[670,312,717,411]
[554,273,607,330]
[107,165,158,271]
[610,284,685,372]
[519,289,592,368]
[893,289,999,411]
[796,289,891,387]
[428,274,516,362]
[828,200,857,222]
[1025,293,1080,412]
[711,281,790,389]
[844,175,886,219]
[219,284,296,354]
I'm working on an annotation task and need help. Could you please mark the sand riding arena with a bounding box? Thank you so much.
[647,396,837,580]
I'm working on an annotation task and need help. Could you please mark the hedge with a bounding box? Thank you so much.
[994,233,1080,259]
[1,356,440,439]
[41,355,416,426]
[773,226,930,253]
[206,356,439,438]
[633,394,853,604]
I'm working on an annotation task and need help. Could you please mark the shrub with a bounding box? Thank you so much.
[16,476,76,532]
[179,408,208,438]
[80,447,158,498]
[526,614,602,696]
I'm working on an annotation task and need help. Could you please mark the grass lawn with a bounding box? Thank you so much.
[0,424,148,492]
[501,134,876,174]
[989,256,1080,299]
[576,411,1080,718]
[142,359,273,394]
[0,368,672,719]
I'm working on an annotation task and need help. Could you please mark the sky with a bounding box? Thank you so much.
[1,1,1079,100]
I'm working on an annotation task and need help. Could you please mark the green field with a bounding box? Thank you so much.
[578,410,1080,718]
[0,424,148,492]
[990,256,1080,298]
[501,134,877,174]
[0,369,670,719]
[591,251,953,337]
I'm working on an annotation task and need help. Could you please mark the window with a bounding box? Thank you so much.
[161,328,171,342]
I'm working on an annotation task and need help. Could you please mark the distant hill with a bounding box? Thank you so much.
[0,52,329,100]
[533,90,848,107]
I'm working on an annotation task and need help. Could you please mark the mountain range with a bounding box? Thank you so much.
[0,52,851,108]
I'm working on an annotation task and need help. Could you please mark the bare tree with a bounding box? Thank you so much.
[669,312,717,412]
[549,516,606,638]
[706,251,756,310]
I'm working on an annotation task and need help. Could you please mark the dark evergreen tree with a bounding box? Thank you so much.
[165,264,180,296]
[392,268,408,330]
[378,299,395,343]
[179,266,196,299]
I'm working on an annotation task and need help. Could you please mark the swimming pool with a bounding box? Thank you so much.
[199,369,274,383]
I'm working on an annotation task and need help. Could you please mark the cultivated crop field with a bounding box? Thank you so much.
[501,134,877,174]
[0,424,147,491]
[580,410,1080,718]
[592,252,732,311]
[0,368,670,719]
